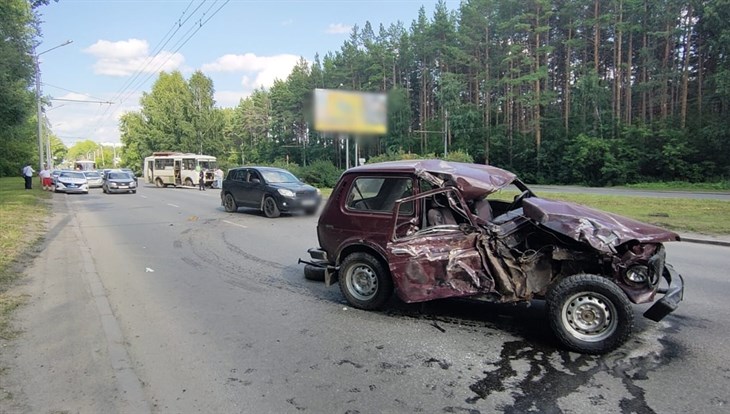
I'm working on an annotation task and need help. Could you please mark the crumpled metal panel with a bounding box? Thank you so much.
[522,197,679,253]
[351,159,517,200]
[388,232,495,303]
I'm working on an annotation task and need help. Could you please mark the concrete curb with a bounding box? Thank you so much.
[681,237,730,247]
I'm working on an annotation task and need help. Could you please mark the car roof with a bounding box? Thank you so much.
[231,166,291,173]
[345,159,517,199]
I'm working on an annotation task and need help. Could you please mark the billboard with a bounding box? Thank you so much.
[313,88,387,135]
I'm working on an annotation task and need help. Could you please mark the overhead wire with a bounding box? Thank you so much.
[115,0,229,109]
[87,0,229,140]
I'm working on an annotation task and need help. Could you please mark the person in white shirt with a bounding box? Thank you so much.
[39,164,52,191]
[22,164,35,190]
[214,168,224,189]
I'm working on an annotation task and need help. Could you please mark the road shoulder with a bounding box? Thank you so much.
[0,195,149,413]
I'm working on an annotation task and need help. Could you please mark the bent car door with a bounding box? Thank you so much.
[384,188,495,303]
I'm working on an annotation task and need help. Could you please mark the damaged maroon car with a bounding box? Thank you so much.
[300,160,684,354]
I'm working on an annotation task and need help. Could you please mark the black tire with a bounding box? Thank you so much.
[131,190,136,194]
[304,207,318,216]
[546,274,634,354]
[155,178,163,188]
[304,264,326,282]
[184,178,194,187]
[102,187,107,194]
[339,252,393,310]
[223,193,238,213]
[263,196,280,218]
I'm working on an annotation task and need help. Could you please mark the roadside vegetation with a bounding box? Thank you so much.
[623,181,730,192]
[526,192,730,235]
[0,178,50,339]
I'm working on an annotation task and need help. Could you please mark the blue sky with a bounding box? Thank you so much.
[37,0,459,147]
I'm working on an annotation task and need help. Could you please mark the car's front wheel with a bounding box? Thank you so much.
[339,252,393,310]
[223,193,238,213]
[546,274,633,354]
[263,196,280,218]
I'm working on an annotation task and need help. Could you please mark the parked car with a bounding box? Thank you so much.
[300,160,684,354]
[83,170,104,188]
[220,166,322,218]
[103,170,137,194]
[120,168,138,184]
[54,171,89,194]
[50,169,63,185]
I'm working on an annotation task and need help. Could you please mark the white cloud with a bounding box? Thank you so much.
[215,90,251,108]
[326,23,352,34]
[83,39,184,77]
[201,53,301,103]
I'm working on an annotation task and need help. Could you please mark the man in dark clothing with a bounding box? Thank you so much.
[198,169,206,191]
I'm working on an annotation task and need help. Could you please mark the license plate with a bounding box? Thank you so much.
[302,199,316,206]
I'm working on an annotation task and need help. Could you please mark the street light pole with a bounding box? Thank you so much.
[35,40,72,170]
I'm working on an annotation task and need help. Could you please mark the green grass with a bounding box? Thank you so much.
[0,177,51,339]
[622,181,730,192]
[492,189,730,235]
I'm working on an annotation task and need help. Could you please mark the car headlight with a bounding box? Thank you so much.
[110,182,118,187]
[130,182,136,187]
[625,265,649,284]
[278,188,295,198]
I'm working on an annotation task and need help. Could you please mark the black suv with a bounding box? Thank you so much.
[220,166,322,218]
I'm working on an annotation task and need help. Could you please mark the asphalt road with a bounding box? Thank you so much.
[2,184,728,413]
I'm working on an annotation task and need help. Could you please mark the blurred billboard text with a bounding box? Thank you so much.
[313,88,387,135]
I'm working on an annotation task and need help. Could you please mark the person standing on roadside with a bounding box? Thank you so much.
[198,168,206,191]
[214,167,224,189]
[39,164,52,191]
[22,163,35,190]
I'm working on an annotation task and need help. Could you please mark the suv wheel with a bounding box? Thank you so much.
[339,252,393,310]
[224,193,238,213]
[546,274,633,354]
[263,196,280,218]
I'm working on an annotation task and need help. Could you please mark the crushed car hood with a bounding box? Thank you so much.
[522,197,680,252]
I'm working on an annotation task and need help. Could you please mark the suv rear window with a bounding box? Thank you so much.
[346,177,413,214]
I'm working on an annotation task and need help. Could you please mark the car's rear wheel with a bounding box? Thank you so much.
[546,274,633,354]
[223,193,238,213]
[184,178,194,187]
[155,178,163,188]
[339,252,393,310]
[263,196,280,218]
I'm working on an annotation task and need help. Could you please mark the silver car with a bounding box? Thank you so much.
[54,171,89,194]
[102,171,137,194]
[83,171,104,188]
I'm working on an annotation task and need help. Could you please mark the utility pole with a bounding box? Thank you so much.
[444,109,448,156]
[35,40,73,170]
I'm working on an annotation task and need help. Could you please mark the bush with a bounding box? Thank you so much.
[367,149,473,164]
[297,160,343,188]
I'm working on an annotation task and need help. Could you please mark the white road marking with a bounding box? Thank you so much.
[167,203,180,208]
[223,220,247,229]
[140,195,148,199]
